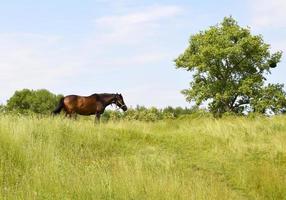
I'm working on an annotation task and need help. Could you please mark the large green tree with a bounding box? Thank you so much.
[6,89,63,114]
[175,17,285,116]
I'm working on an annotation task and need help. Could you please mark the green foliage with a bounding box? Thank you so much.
[175,16,284,117]
[1,115,286,199]
[6,89,63,114]
[101,106,200,122]
[251,84,286,114]
[0,104,6,113]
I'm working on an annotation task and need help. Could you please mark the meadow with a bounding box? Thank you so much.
[0,114,285,200]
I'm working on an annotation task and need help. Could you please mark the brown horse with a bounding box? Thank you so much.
[52,93,127,122]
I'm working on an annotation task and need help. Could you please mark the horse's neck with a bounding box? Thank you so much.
[101,95,115,107]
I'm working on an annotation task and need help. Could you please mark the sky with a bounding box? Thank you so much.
[0,0,285,108]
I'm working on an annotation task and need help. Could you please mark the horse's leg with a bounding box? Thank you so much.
[72,112,77,120]
[65,108,72,119]
[66,112,72,118]
[68,111,77,120]
[64,112,71,118]
[95,113,101,123]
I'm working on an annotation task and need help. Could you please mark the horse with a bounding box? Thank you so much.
[52,93,127,122]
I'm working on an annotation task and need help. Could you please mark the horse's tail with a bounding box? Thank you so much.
[52,97,65,115]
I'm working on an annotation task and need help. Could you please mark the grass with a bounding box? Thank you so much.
[0,114,286,199]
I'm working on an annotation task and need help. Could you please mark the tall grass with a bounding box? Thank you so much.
[0,115,285,199]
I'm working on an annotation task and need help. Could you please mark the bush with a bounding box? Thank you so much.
[101,106,203,122]
[6,89,63,114]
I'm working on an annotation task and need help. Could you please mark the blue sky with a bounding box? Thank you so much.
[0,0,285,108]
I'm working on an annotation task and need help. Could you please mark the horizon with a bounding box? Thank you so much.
[1,0,285,108]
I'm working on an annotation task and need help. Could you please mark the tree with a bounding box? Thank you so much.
[6,89,63,114]
[251,84,286,114]
[175,16,284,117]
[0,104,5,113]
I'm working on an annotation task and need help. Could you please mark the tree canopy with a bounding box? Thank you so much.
[6,89,63,114]
[175,16,285,116]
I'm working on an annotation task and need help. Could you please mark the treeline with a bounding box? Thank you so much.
[1,88,285,121]
[1,89,63,114]
[100,106,205,122]
[0,89,203,121]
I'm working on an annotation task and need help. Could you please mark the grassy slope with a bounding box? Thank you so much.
[0,115,285,200]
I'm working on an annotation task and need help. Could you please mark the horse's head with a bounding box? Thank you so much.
[114,93,127,111]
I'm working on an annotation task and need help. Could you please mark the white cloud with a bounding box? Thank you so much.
[0,5,183,104]
[0,33,81,103]
[96,5,182,27]
[79,5,183,68]
[250,0,286,28]
[248,0,286,87]
[89,5,182,46]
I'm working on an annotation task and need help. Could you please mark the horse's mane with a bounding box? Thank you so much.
[90,93,115,99]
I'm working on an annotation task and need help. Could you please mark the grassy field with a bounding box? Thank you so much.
[0,115,286,200]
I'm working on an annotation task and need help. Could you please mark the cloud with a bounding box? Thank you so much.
[0,33,81,103]
[79,5,183,68]
[89,5,182,46]
[250,0,286,28]
[248,0,286,87]
[96,5,182,27]
[0,5,183,104]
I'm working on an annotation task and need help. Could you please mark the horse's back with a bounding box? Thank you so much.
[64,95,80,106]
[63,95,97,115]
